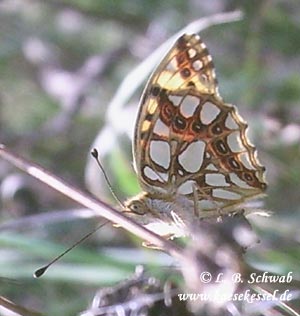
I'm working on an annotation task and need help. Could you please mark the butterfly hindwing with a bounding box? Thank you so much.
[133,33,266,212]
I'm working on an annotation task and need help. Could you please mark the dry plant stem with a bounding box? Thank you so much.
[0,296,42,316]
[0,145,184,260]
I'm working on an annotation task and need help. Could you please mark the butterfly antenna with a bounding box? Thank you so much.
[35,149,123,278]
[34,221,108,278]
[91,148,125,209]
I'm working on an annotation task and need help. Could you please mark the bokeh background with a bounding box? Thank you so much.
[0,1,299,315]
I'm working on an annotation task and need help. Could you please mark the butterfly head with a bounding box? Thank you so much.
[123,193,157,225]
[125,197,148,215]
[124,193,189,238]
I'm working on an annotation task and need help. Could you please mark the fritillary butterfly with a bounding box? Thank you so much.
[124,34,266,236]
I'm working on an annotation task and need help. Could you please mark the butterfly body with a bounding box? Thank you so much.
[125,192,194,222]
[124,34,267,236]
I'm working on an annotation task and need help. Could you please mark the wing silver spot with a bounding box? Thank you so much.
[192,60,203,71]
[149,140,170,169]
[205,173,229,187]
[205,163,218,171]
[239,152,256,170]
[168,95,182,106]
[213,189,241,200]
[143,166,168,182]
[227,131,245,152]
[143,166,158,180]
[153,119,169,137]
[180,95,200,118]
[200,102,220,125]
[225,113,239,129]
[229,173,252,189]
[178,140,205,173]
[178,180,196,194]
[188,48,197,58]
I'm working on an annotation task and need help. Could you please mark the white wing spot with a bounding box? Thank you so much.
[143,166,168,182]
[159,172,168,182]
[225,113,239,129]
[153,119,169,137]
[168,95,182,107]
[192,60,203,71]
[149,140,170,169]
[188,48,196,58]
[180,95,200,118]
[229,173,252,189]
[143,166,158,180]
[178,180,196,194]
[200,102,220,125]
[227,131,245,152]
[205,163,218,171]
[213,189,241,200]
[205,173,229,187]
[178,140,205,173]
[239,152,256,170]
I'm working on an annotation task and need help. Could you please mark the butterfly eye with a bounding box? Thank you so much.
[129,200,147,215]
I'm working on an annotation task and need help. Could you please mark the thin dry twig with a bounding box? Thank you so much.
[0,144,185,260]
[0,296,43,316]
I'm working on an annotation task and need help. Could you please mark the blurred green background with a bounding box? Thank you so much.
[0,0,299,315]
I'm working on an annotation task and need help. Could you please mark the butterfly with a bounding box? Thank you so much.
[124,34,267,237]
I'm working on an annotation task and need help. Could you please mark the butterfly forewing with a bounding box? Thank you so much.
[134,35,217,189]
[131,33,266,216]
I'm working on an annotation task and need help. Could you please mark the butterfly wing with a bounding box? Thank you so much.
[133,34,266,211]
[133,33,217,190]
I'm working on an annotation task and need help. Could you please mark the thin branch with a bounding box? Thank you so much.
[0,144,185,260]
[0,296,42,316]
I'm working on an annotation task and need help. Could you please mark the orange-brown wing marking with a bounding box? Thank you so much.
[134,34,219,192]
[133,33,267,210]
